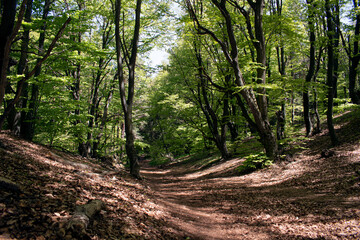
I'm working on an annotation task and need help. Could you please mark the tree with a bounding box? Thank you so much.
[114,0,142,179]
[194,40,231,159]
[0,16,72,129]
[186,0,278,159]
[86,11,115,157]
[325,0,339,146]
[7,0,33,136]
[0,0,25,107]
[346,0,360,104]
[21,0,52,140]
[303,0,316,137]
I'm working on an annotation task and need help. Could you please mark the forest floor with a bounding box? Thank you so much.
[0,110,360,239]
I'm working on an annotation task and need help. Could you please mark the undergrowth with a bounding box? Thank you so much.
[236,152,272,175]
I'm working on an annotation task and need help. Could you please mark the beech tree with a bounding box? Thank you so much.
[0,0,25,107]
[186,0,278,159]
[21,0,52,140]
[303,0,316,137]
[114,0,142,179]
[2,0,359,172]
[345,0,360,104]
[325,0,339,146]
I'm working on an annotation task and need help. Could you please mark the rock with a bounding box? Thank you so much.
[66,200,105,237]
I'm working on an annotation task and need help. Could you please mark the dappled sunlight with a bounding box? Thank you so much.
[152,198,267,240]
[0,132,180,239]
[141,168,172,175]
[178,157,245,180]
[1,109,360,239]
[141,126,360,239]
[271,215,360,238]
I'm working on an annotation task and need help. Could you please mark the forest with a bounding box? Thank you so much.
[0,0,360,239]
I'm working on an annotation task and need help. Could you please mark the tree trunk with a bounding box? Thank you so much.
[114,0,142,179]
[252,0,268,120]
[195,42,230,160]
[87,60,102,157]
[312,87,321,134]
[21,0,51,140]
[227,101,239,142]
[0,0,18,108]
[218,0,278,158]
[7,0,33,135]
[0,17,71,130]
[303,0,316,137]
[88,19,113,157]
[93,80,115,158]
[349,0,360,104]
[325,0,339,146]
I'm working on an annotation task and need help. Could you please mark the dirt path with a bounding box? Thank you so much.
[1,111,359,239]
[142,141,360,239]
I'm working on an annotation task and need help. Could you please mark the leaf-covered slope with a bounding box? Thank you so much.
[1,109,360,240]
[141,109,360,240]
[0,132,180,240]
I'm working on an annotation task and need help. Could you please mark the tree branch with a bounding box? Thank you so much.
[0,17,72,129]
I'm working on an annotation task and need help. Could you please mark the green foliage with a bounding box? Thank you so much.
[236,152,273,175]
[3,0,359,170]
[149,158,170,167]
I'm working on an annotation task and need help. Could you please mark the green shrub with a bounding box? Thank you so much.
[236,152,272,175]
[149,157,170,166]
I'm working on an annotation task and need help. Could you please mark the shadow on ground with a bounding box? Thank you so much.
[141,111,360,240]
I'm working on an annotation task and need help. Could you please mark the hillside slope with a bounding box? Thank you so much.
[0,132,180,239]
[142,110,360,239]
[0,109,360,239]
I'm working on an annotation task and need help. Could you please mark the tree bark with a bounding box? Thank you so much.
[0,0,25,107]
[187,0,277,158]
[21,0,51,141]
[303,0,316,137]
[195,43,230,160]
[349,0,360,104]
[8,0,33,135]
[87,19,113,157]
[114,0,142,179]
[93,79,115,158]
[0,17,72,129]
[325,0,339,146]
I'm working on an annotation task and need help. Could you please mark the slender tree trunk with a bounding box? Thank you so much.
[313,87,321,134]
[325,0,339,146]
[114,0,141,179]
[252,0,268,120]
[0,0,18,108]
[67,2,88,156]
[349,0,360,104]
[87,59,103,156]
[8,0,33,135]
[21,0,51,140]
[210,0,277,158]
[303,0,315,137]
[0,17,71,129]
[93,79,115,158]
[227,98,239,142]
[186,0,277,158]
[195,42,230,160]
[88,20,113,157]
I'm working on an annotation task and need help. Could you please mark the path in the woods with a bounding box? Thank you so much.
[1,112,359,239]
[141,135,360,239]
[141,158,267,240]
